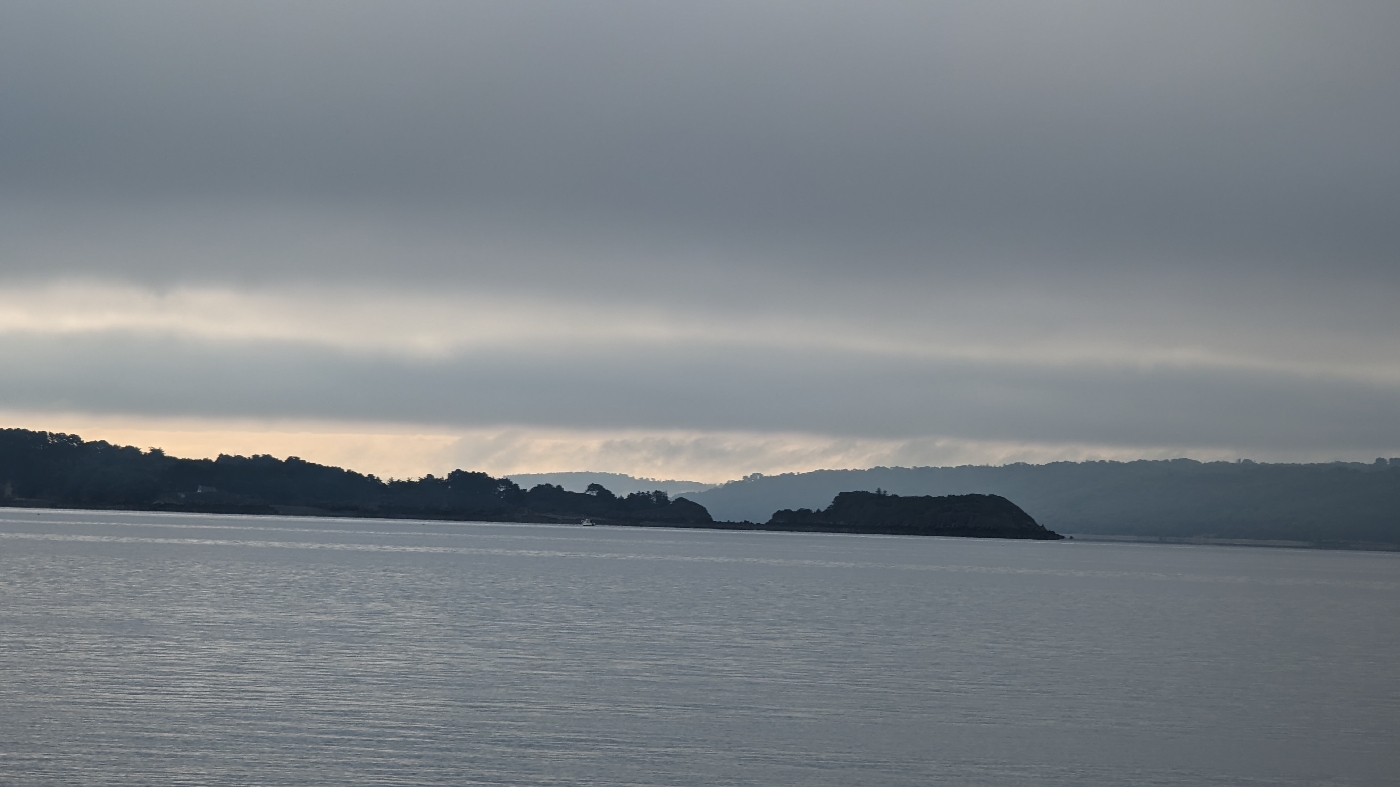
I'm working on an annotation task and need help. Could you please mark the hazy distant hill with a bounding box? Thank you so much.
[686,459,1400,546]
[506,472,717,498]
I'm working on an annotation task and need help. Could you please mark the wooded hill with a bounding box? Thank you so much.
[0,428,711,526]
[767,490,1063,540]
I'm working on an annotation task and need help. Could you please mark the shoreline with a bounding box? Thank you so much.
[1066,533,1400,552]
[5,501,1397,550]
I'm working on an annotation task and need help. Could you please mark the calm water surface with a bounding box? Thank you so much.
[1,509,1397,786]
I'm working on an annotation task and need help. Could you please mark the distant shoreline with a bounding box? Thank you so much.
[1066,533,1400,552]
[0,499,1057,541]
[10,500,1399,550]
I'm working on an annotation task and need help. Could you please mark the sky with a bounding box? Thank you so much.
[2,1,1398,482]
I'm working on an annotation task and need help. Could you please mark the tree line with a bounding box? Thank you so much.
[0,428,711,525]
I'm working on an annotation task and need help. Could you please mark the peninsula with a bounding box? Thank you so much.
[765,490,1064,540]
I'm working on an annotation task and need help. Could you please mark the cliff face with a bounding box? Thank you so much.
[768,491,1063,540]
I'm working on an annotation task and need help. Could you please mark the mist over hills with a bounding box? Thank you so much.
[506,472,717,499]
[684,460,1400,545]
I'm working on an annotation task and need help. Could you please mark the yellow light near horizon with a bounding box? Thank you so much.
[0,413,463,480]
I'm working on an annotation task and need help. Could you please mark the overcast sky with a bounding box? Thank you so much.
[2,1,1398,480]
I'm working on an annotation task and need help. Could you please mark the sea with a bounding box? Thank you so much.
[1,508,1397,786]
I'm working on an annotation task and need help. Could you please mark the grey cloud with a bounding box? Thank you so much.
[2,332,1397,453]
[2,2,1398,463]
[1,2,1398,284]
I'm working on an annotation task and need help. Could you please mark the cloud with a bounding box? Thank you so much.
[1,2,1398,473]
[3,3,1397,279]
[1,277,1397,383]
[1,328,1397,454]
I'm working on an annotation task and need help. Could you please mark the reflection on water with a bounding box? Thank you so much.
[2,509,1397,786]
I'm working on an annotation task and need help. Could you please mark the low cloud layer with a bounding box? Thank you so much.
[3,328,1396,451]
[2,2,1397,476]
